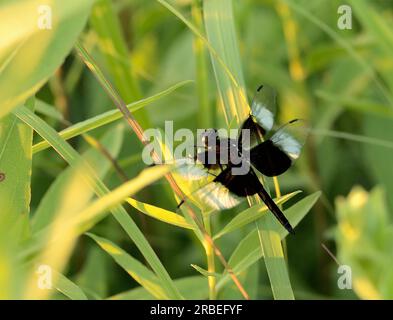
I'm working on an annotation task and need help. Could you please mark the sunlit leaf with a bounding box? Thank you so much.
[126,198,194,230]
[0,0,95,118]
[55,272,88,300]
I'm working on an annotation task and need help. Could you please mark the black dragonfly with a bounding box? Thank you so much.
[176,85,307,234]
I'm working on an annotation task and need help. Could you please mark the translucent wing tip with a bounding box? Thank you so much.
[250,84,277,132]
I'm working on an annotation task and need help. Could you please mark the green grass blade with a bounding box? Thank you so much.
[13,105,183,300]
[256,225,294,300]
[22,164,171,297]
[32,80,192,153]
[31,124,123,232]
[214,191,301,239]
[68,166,172,234]
[35,99,66,122]
[261,191,321,238]
[256,192,321,299]
[126,198,194,230]
[191,1,212,128]
[217,192,320,290]
[0,97,34,298]
[24,141,169,298]
[190,264,221,278]
[109,276,208,300]
[74,246,108,299]
[55,272,88,300]
[0,98,34,225]
[203,0,248,125]
[216,230,263,291]
[156,0,248,126]
[88,233,169,300]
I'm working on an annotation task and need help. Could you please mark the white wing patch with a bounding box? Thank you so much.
[271,131,301,160]
[196,182,241,210]
[251,102,274,131]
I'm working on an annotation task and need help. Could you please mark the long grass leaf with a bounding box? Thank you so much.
[203,0,248,125]
[256,191,321,299]
[13,105,183,300]
[156,0,249,126]
[69,166,172,234]
[191,1,212,128]
[55,272,88,300]
[126,198,194,230]
[32,80,192,153]
[0,98,34,225]
[217,192,321,294]
[88,233,169,300]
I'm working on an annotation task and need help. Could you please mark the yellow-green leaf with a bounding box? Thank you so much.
[0,0,95,118]
[126,198,194,230]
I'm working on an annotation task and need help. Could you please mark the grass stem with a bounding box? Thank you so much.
[203,214,217,300]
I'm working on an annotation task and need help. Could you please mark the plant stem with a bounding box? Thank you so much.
[272,176,281,199]
[203,214,216,300]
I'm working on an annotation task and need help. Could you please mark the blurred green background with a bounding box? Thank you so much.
[1,0,393,300]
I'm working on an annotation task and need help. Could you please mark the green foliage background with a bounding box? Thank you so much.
[0,0,392,300]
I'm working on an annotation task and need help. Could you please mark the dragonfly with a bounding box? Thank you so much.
[176,85,308,234]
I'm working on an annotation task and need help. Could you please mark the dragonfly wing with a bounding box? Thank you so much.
[239,116,265,149]
[270,118,308,161]
[250,84,277,133]
[196,182,241,210]
[175,158,209,180]
[239,85,277,148]
[250,119,308,177]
